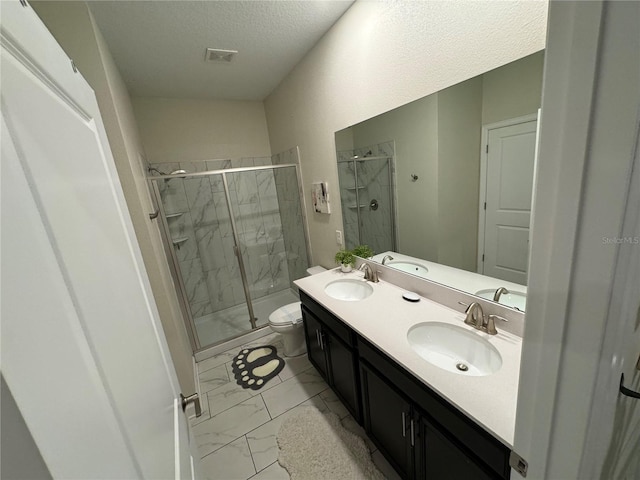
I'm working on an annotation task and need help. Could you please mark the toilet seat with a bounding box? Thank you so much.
[268,302,302,327]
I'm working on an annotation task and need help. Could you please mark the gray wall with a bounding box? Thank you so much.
[1,376,52,480]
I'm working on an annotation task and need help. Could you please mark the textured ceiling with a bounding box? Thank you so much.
[89,1,354,101]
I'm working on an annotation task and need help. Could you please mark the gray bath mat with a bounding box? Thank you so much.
[231,345,285,390]
[276,406,385,480]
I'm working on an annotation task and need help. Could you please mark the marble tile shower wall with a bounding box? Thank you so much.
[338,141,396,256]
[154,157,292,319]
[271,146,299,166]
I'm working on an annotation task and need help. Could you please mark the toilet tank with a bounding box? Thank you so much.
[306,266,327,276]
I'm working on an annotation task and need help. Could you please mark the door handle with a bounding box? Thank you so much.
[316,329,320,348]
[401,412,406,437]
[319,331,325,350]
[180,393,202,417]
[620,373,640,399]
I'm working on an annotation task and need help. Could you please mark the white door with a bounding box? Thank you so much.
[584,122,640,478]
[1,2,196,478]
[598,192,640,478]
[481,118,537,284]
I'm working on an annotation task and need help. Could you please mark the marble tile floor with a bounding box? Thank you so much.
[195,289,300,347]
[191,331,402,480]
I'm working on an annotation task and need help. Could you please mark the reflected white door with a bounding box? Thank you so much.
[481,118,537,284]
[1,3,195,478]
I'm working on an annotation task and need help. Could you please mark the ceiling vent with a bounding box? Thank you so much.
[205,48,238,63]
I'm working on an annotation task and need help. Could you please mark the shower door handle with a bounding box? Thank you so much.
[180,392,202,417]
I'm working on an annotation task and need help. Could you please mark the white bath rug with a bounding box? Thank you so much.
[276,406,385,480]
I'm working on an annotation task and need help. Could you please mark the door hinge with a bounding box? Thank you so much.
[510,451,528,477]
[486,144,489,154]
[71,59,78,73]
[482,254,485,262]
[484,202,487,210]
[19,0,28,7]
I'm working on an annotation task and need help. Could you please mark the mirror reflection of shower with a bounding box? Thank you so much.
[337,142,397,254]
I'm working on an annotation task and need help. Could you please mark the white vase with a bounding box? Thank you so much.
[340,264,352,273]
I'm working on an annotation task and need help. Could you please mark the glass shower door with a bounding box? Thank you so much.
[226,165,309,327]
[154,173,254,348]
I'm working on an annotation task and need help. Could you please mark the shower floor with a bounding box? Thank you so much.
[194,288,300,347]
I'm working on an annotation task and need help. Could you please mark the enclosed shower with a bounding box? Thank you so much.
[337,149,397,254]
[149,154,310,351]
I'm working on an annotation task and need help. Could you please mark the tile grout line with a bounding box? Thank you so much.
[201,362,320,422]
[200,377,282,421]
[261,392,273,420]
[245,434,259,479]
[198,408,274,461]
[251,461,282,478]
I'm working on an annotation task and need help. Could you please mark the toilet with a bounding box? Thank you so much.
[269,266,326,357]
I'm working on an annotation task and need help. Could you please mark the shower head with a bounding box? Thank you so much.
[148,166,189,181]
[148,166,167,176]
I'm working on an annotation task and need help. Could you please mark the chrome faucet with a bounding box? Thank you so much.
[358,262,379,283]
[382,255,394,265]
[464,302,485,329]
[493,287,510,302]
[460,302,505,335]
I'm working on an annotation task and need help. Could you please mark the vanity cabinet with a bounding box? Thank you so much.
[418,417,494,480]
[300,291,361,422]
[360,359,496,480]
[360,361,414,478]
[301,309,328,379]
[359,338,509,479]
[300,291,510,480]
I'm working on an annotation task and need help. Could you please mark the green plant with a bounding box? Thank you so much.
[353,245,374,259]
[335,249,356,267]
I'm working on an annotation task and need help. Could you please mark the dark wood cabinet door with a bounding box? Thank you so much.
[361,361,412,479]
[419,416,495,480]
[302,307,328,380]
[325,331,360,422]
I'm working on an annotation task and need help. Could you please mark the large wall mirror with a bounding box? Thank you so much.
[335,51,544,312]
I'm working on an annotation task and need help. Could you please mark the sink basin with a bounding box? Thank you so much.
[324,279,374,301]
[475,289,527,311]
[387,261,429,277]
[407,322,502,376]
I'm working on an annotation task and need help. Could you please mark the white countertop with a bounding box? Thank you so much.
[295,268,522,448]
